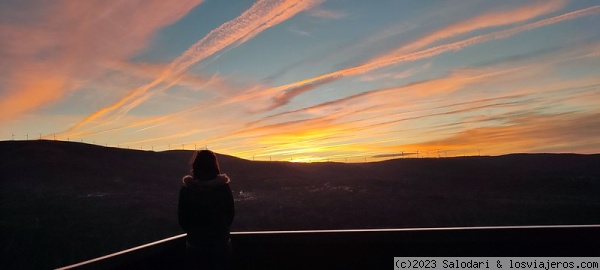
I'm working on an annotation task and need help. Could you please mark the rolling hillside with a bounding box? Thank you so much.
[1,140,599,269]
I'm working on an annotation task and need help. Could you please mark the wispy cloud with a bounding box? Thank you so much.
[62,0,324,135]
[89,37,598,148]
[307,7,346,19]
[359,69,416,82]
[395,111,600,155]
[121,129,202,146]
[0,0,203,122]
[98,3,588,133]
[222,4,599,113]
[200,44,600,159]
[370,0,566,61]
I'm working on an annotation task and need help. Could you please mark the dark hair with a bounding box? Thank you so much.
[192,150,221,180]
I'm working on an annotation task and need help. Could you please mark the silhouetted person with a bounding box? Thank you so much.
[178,150,234,269]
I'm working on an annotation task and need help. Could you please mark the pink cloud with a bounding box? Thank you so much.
[0,0,203,121]
[63,0,323,135]
[373,0,566,59]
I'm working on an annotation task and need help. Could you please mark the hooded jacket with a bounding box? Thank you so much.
[178,174,234,244]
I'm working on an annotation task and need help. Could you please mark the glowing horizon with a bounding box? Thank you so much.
[1,0,599,162]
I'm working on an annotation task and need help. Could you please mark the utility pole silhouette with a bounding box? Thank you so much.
[152,146,154,151]
[477,148,481,156]
[53,134,56,140]
[38,133,41,140]
[194,144,197,150]
[26,133,28,141]
[168,144,171,150]
[11,133,14,140]
[181,143,184,150]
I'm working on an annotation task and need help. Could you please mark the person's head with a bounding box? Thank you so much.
[192,150,221,179]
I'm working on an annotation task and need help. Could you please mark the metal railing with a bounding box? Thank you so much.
[57,225,600,269]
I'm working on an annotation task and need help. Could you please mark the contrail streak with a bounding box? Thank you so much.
[61,5,599,139]
[62,0,323,135]
[237,5,600,111]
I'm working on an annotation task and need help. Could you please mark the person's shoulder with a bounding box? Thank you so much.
[181,175,194,187]
[217,174,231,185]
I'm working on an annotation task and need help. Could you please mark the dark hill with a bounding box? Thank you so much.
[1,140,599,269]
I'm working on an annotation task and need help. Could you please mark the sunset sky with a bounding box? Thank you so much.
[1,0,599,162]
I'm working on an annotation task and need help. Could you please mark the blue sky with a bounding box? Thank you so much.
[1,0,599,161]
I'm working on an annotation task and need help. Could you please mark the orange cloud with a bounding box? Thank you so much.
[208,72,600,160]
[219,5,599,113]
[63,0,324,136]
[0,74,68,121]
[394,111,600,155]
[74,38,599,150]
[370,0,566,61]
[121,129,202,146]
[0,0,203,122]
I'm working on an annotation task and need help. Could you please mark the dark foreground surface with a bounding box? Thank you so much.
[60,226,600,270]
[1,140,600,269]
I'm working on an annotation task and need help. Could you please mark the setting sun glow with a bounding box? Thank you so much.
[1,0,599,162]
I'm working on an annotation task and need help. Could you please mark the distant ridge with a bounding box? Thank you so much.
[1,139,597,162]
[1,140,599,269]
